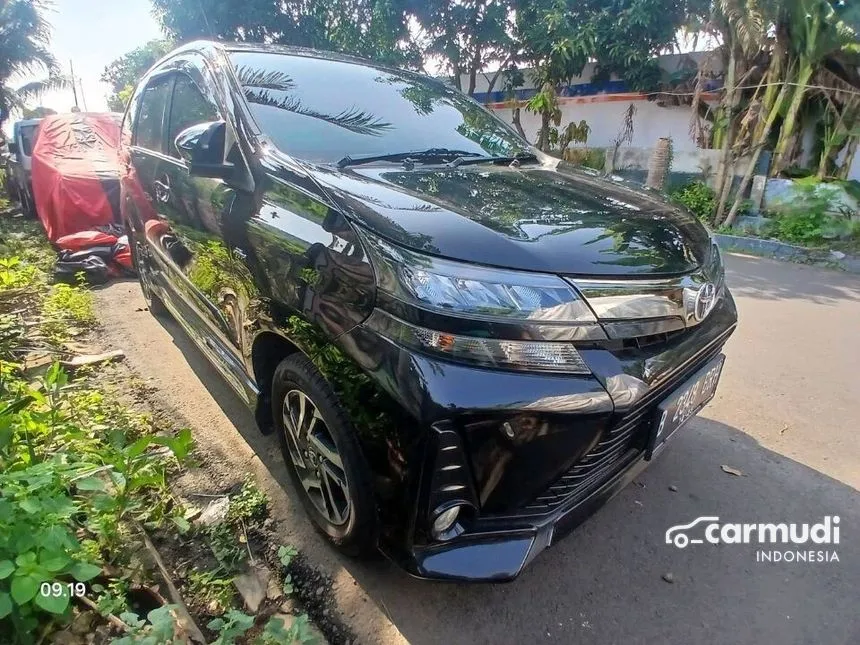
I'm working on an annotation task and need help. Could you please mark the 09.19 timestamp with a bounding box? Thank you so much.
[40,582,88,598]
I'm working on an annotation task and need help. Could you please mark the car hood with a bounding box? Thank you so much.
[307,162,712,276]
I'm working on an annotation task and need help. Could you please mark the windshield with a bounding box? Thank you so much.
[19,125,38,156]
[229,51,530,165]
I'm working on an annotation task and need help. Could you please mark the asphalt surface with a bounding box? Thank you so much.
[95,254,860,645]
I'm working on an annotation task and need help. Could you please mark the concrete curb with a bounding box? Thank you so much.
[714,233,860,274]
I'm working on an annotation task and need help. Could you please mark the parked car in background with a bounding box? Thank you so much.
[121,41,737,582]
[3,118,42,217]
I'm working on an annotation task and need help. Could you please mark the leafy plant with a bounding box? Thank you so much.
[278,545,299,595]
[762,180,858,245]
[227,477,268,524]
[671,181,717,221]
[186,570,235,613]
[258,614,317,645]
[207,609,255,645]
[207,524,245,573]
[93,578,130,616]
[563,147,606,170]
[113,605,182,645]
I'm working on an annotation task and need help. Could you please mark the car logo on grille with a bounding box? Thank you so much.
[692,283,717,322]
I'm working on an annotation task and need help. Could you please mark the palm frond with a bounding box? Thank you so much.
[15,75,69,101]
[235,65,296,92]
[243,89,393,136]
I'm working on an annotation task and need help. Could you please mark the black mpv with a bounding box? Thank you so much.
[120,41,737,582]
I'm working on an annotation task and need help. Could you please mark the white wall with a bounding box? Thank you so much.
[494,99,707,152]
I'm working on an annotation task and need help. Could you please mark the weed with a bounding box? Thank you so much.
[42,281,96,343]
[259,613,317,644]
[93,578,130,616]
[113,604,182,645]
[0,223,194,642]
[186,570,235,613]
[278,545,299,595]
[227,477,268,524]
[207,609,255,645]
[207,610,319,645]
[207,524,245,573]
[0,257,40,291]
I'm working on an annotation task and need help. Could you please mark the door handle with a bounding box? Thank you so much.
[153,175,171,203]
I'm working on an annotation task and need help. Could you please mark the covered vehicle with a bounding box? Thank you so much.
[30,112,123,241]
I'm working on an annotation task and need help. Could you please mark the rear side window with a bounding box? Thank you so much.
[167,74,219,158]
[134,77,173,153]
[19,125,38,156]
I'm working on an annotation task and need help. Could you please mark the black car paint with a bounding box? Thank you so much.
[121,41,737,582]
[310,163,711,276]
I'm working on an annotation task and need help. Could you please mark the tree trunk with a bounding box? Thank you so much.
[467,71,477,96]
[714,160,736,225]
[837,136,858,180]
[772,63,813,176]
[604,143,620,176]
[536,110,551,151]
[724,84,791,227]
[646,138,672,190]
[452,61,463,92]
[512,106,526,139]
[712,45,738,221]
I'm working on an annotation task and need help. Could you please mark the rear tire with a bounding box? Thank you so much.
[272,353,378,556]
[19,186,36,219]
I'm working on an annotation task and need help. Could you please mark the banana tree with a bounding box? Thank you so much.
[771,0,858,175]
[710,0,771,224]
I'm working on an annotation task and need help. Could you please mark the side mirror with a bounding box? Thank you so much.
[174,121,234,180]
[7,142,19,155]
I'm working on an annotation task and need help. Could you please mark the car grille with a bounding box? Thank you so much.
[510,343,724,517]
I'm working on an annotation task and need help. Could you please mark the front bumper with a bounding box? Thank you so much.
[342,290,737,582]
[387,447,650,582]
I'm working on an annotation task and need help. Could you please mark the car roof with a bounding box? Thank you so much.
[170,40,428,82]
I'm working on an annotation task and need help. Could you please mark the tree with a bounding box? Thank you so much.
[150,0,417,67]
[516,0,706,151]
[410,0,517,95]
[0,0,67,126]
[101,39,174,112]
[771,0,858,174]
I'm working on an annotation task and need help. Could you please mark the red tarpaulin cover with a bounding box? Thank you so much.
[31,113,123,242]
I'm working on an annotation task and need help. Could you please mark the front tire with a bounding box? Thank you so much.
[272,353,378,556]
[128,222,169,318]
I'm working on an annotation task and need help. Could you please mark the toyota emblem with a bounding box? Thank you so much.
[692,283,717,322]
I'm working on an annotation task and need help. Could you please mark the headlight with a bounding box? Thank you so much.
[360,230,596,374]
[362,232,596,324]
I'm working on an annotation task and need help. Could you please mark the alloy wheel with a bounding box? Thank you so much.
[133,237,155,299]
[281,389,352,526]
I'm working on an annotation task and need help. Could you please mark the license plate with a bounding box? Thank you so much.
[646,354,725,459]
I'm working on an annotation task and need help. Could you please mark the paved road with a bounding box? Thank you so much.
[95,254,860,645]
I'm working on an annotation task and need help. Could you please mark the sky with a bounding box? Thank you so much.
[19,0,163,114]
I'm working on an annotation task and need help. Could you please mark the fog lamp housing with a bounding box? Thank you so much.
[431,504,465,540]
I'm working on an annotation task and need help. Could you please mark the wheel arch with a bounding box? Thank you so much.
[250,329,305,434]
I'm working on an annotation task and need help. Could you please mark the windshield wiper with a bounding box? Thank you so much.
[336,148,486,169]
[448,152,539,168]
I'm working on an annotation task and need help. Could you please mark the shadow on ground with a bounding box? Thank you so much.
[725,253,860,304]
[156,306,860,645]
